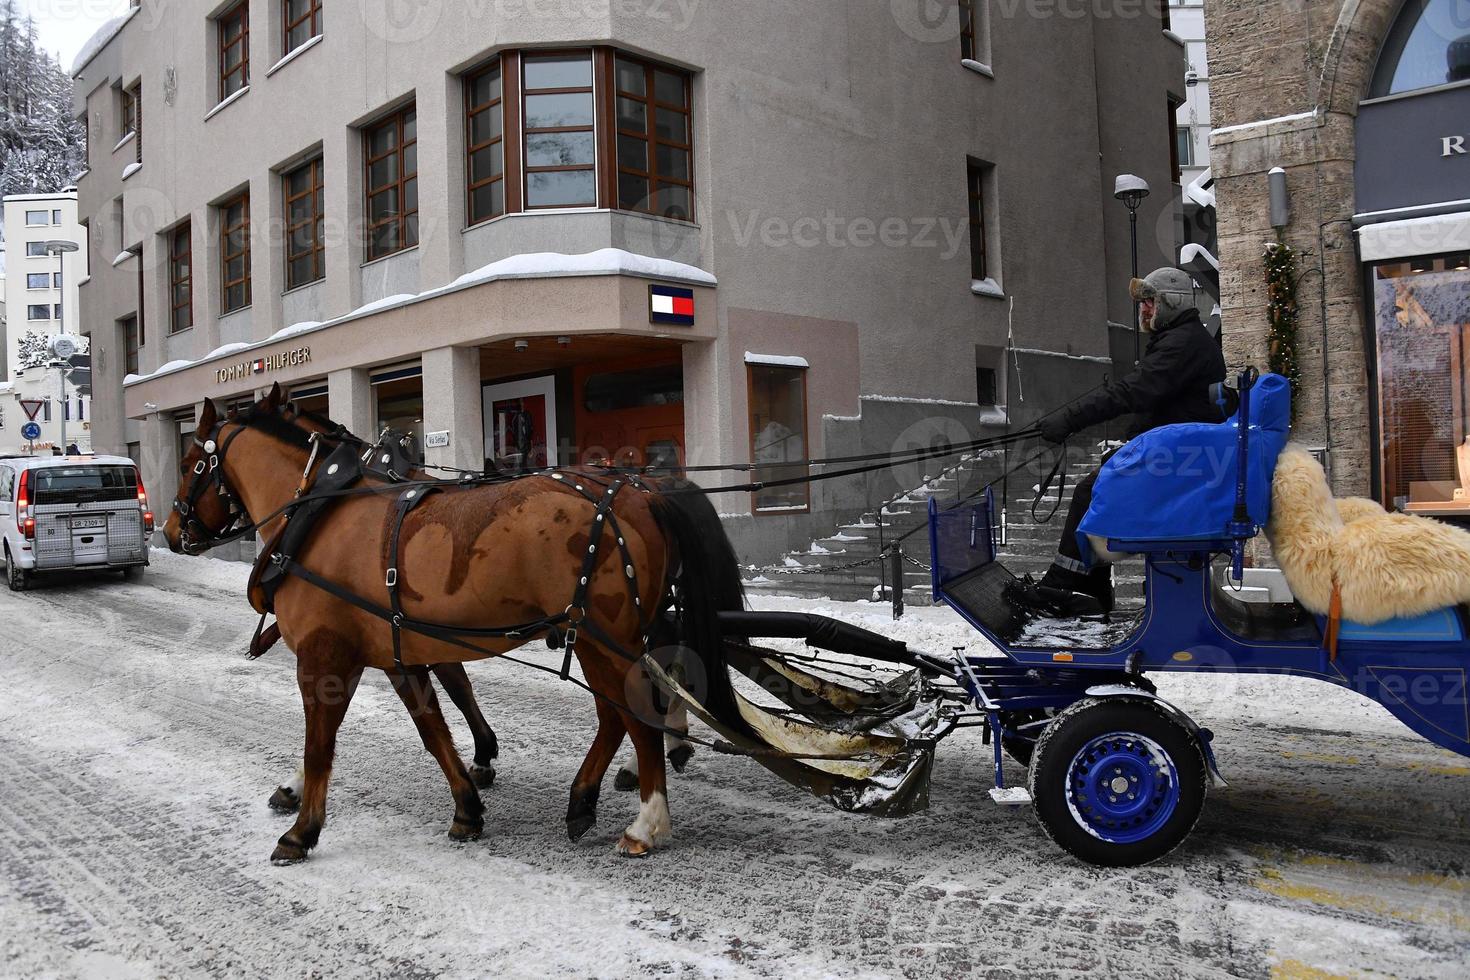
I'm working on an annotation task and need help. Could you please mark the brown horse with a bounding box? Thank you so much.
[164,385,747,863]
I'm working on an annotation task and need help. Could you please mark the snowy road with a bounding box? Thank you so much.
[2,551,1468,979]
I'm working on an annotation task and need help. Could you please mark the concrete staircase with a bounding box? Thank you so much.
[742,443,1146,612]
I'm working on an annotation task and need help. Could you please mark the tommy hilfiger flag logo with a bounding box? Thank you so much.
[649,285,696,327]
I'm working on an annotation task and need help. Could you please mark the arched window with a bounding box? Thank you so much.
[1369,0,1470,98]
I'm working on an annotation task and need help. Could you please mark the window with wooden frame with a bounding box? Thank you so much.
[169,222,192,333]
[613,55,693,220]
[122,315,141,376]
[283,156,325,288]
[364,105,418,260]
[218,2,249,102]
[120,82,142,161]
[967,159,991,282]
[522,52,596,209]
[748,364,810,514]
[120,85,136,136]
[219,192,251,313]
[283,0,322,55]
[959,0,977,60]
[465,58,505,225]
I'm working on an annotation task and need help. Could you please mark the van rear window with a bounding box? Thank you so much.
[30,466,138,505]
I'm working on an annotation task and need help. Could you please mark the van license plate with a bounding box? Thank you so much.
[71,517,107,530]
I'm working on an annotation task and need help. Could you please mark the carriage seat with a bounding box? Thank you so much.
[1078,373,1292,560]
[1266,446,1470,625]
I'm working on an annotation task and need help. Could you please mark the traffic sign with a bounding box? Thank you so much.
[20,400,45,421]
[21,422,42,441]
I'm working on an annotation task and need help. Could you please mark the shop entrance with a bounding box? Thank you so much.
[573,350,684,469]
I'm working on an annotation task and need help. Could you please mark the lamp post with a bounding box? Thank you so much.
[1113,175,1151,363]
[44,240,80,453]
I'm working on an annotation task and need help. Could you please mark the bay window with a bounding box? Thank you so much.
[522,53,596,208]
[465,59,505,224]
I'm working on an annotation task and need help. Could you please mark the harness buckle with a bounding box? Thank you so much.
[564,626,578,650]
[386,567,399,588]
[193,460,207,475]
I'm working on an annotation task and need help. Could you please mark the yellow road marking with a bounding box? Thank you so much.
[1269,959,1354,980]
[1255,868,1470,931]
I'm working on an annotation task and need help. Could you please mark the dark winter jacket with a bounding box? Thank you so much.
[1058,308,1229,439]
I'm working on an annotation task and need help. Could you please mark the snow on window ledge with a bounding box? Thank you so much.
[111,250,136,267]
[266,35,323,77]
[121,162,141,181]
[76,275,92,286]
[1162,29,1185,47]
[977,405,1008,426]
[971,278,1005,299]
[744,352,810,369]
[204,85,250,121]
[961,59,994,79]
[112,131,135,153]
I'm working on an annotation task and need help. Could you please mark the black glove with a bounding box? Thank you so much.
[1038,413,1071,445]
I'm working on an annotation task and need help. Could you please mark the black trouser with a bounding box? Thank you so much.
[1042,449,1116,595]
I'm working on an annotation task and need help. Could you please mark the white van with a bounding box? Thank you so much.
[0,454,153,591]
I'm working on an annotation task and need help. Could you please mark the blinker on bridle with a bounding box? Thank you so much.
[174,422,253,555]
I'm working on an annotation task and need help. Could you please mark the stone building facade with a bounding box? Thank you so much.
[1208,0,1470,509]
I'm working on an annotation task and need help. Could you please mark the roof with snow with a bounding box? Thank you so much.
[72,7,139,77]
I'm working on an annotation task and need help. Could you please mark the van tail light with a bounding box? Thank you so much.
[16,469,29,523]
[136,470,149,509]
[22,518,35,540]
[143,511,155,534]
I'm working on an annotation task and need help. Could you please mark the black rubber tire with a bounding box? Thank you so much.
[4,547,29,593]
[1028,697,1208,867]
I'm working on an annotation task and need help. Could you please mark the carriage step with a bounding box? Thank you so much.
[989,786,1033,806]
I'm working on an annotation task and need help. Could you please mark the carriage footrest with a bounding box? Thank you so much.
[989,786,1032,806]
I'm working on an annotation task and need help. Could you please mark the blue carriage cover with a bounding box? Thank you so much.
[1077,373,1291,553]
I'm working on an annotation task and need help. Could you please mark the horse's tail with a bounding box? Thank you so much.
[647,481,750,734]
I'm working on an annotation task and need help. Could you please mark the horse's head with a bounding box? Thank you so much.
[164,383,289,555]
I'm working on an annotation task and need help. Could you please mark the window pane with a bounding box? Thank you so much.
[526,131,595,168]
[27,273,47,288]
[287,22,312,50]
[172,283,189,306]
[289,255,312,287]
[368,122,397,157]
[368,153,397,190]
[401,111,416,142]
[618,134,648,172]
[287,167,312,196]
[654,182,692,220]
[470,105,502,145]
[750,365,808,511]
[402,143,417,176]
[404,177,418,214]
[225,256,245,281]
[404,214,419,247]
[470,144,504,183]
[371,223,398,256]
[655,144,689,181]
[469,65,502,107]
[524,92,594,129]
[527,170,596,207]
[173,306,190,332]
[368,188,399,223]
[471,181,505,222]
[654,69,686,107]
[617,96,647,133]
[655,107,688,143]
[524,54,592,90]
[618,173,650,211]
[287,196,312,223]
[615,58,646,95]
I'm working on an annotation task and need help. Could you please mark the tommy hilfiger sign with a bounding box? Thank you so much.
[214,347,312,384]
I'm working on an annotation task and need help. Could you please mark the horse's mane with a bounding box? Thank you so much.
[233,401,315,450]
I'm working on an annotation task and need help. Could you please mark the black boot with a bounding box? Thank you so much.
[1003,574,1106,620]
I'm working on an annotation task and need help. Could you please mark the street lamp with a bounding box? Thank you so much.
[1114,175,1150,363]
[43,240,80,454]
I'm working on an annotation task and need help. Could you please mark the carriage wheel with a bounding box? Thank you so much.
[1028,697,1207,867]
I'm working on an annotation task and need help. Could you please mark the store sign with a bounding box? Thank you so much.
[649,285,695,327]
[1357,85,1470,215]
[214,346,312,384]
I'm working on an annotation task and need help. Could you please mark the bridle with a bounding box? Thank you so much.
[172,420,255,555]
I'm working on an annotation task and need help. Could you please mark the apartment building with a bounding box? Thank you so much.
[73,0,1183,560]
[0,191,91,455]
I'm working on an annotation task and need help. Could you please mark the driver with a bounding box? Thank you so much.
[1005,268,1230,620]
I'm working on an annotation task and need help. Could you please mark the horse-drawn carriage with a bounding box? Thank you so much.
[166,371,1470,868]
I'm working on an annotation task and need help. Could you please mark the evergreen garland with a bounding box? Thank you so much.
[1264,242,1301,414]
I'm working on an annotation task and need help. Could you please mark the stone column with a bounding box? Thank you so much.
[682,338,745,516]
[422,346,483,471]
[138,412,179,547]
[328,367,374,439]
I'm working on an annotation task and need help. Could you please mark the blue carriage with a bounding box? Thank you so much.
[926,371,1470,865]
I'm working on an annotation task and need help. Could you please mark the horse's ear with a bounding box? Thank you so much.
[265,382,284,413]
[198,398,218,434]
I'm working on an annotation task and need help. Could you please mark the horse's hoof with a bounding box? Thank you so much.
[469,763,496,789]
[613,767,638,792]
[667,744,695,773]
[566,812,597,842]
[270,840,309,865]
[616,834,653,858]
[448,818,484,843]
[268,786,300,814]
